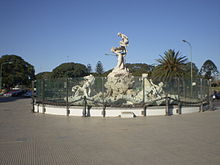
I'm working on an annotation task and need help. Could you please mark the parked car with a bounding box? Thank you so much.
[0,89,7,96]
[3,90,25,97]
[213,91,220,100]
[23,91,32,97]
[3,91,16,97]
[12,90,24,97]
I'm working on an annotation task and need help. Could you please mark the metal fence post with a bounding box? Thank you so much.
[143,106,147,116]
[208,79,211,104]
[66,78,70,116]
[143,77,145,104]
[200,78,203,101]
[42,79,46,113]
[178,102,182,114]
[177,78,182,114]
[102,106,106,117]
[31,80,35,113]
[83,96,87,117]
[183,80,186,103]
[101,77,106,117]
[165,95,169,116]
[200,102,203,112]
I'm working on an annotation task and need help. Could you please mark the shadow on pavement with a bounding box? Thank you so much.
[213,99,220,110]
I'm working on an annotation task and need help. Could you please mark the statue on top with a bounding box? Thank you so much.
[111,32,129,70]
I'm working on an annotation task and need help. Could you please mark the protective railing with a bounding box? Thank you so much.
[35,77,210,109]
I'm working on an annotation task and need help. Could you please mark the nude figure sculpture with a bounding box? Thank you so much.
[111,32,129,69]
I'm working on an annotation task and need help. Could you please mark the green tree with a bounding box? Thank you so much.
[0,55,35,88]
[87,64,92,74]
[199,59,219,79]
[36,72,52,79]
[152,49,187,82]
[95,61,104,75]
[51,62,89,78]
[184,62,199,78]
[125,63,154,76]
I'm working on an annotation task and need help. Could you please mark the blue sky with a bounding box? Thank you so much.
[1,0,220,74]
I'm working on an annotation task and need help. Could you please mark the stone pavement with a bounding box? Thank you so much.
[0,97,220,165]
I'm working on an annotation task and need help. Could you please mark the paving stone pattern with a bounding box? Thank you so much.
[0,97,220,165]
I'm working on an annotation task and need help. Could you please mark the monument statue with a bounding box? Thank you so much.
[104,32,134,100]
[65,33,177,106]
[111,32,129,69]
[71,74,95,98]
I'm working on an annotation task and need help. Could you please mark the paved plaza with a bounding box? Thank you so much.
[0,97,220,165]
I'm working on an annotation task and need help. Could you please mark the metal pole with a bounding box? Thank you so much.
[182,40,193,97]
[66,78,70,116]
[200,78,203,101]
[143,106,147,116]
[101,77,106,117]
[190,44,193,97]
[165,95,169,116]
[83,96,87,117]
[31,81,35,112]
[102,77,104,105]
[208,79,211,104]
[143,77,145,104]
[208,79,212,110]
[0,63,2,90]
[183,80,186,103]
[177,78,182,114]
[42,79,45,113]
[143,77,146,116]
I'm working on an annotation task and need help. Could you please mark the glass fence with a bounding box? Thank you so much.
[35,77,209,107]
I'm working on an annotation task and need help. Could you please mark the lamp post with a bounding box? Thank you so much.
[0,61,13,90]
[182,40,193,97]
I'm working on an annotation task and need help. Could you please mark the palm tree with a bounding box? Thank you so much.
[152,49,187,82]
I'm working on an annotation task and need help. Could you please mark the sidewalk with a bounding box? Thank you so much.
[0,98,220,165]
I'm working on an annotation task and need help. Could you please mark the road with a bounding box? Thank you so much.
[0,97,220,165]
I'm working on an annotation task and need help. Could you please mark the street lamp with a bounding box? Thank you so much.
[0,61,13,90]
[182,40,193,97]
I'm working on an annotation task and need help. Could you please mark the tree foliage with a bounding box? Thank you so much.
[0,55,35,88]
[184,62,199,78]
[95,61,104,75]
[152,49,187,82]
[86,64,92,74]
[125,63,154,76]
[199,59,219,79]
[36,72,52,79]
[51,62,89,78]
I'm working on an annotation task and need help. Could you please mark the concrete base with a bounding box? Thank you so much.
[182,107,200,114]
[33,104,201,117]
[146,108,166,116]
[45,106,67,115]
[121,112,135,118]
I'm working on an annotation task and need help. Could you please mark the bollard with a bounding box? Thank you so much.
[210,98,215,111]
[32,97,35,113]
[200,103,203,112]
[31,80,35,113]
[66,78,70,116]
[143,106,147,117]
[102,106,106,117]
[82,96,87,117]
[41,80,46,114]
[178,102,182,114]
[165,97,169,116]
[87,105,91,117]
